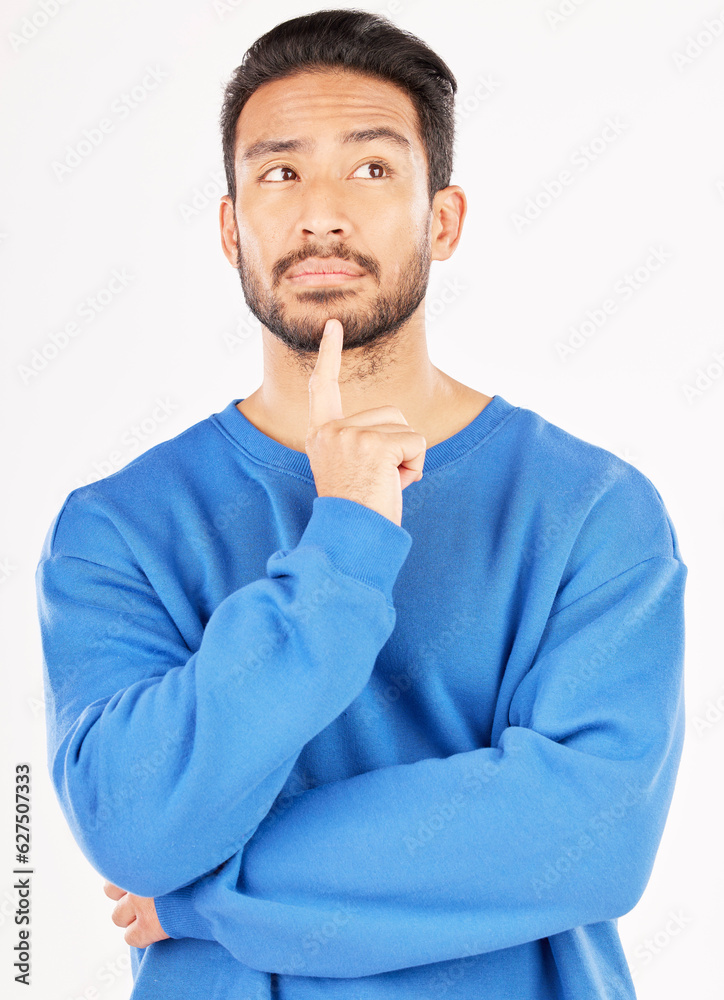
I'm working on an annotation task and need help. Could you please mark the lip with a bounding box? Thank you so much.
[286,258,365,281]
[287,272,365,285]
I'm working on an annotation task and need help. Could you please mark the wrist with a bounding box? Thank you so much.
[154,884,216,942]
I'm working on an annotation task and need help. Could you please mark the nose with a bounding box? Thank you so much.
[296,177,351,241]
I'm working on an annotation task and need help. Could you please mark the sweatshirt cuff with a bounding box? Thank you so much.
[293,496,413,605]
[155,884,216,942]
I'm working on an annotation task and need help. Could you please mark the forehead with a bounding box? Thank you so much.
[235,68,423,158]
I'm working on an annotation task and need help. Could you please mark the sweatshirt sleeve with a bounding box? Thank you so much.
[35,492,412,900]
[154,538,688,977]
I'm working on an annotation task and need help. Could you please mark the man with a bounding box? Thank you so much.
[36,9,687,999]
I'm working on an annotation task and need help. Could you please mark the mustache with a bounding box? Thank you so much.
[271,247,380,286]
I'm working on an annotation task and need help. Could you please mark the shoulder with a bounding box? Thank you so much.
[38,411,227,564]
[505,402,681,601]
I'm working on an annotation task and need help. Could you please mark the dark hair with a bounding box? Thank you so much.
[219,8,457,210]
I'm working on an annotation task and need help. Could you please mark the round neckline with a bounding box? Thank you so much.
[212,394,515,480]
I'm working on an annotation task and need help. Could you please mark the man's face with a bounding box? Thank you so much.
[227,68,434,358]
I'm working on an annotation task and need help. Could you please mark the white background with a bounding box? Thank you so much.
[2,0,722,997]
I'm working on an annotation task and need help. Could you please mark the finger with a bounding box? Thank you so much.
[362,430,427,477]
[334,419,413,434]
[123,917,145,949]
[125,919,163,951]
[308,319,344,432]
[111,895,135,928]
[399,464,424,490]
[103,880,126,901]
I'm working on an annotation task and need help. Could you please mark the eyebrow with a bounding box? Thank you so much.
[240,126,413,164]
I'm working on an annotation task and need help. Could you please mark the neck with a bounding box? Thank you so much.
[238,315,482,454]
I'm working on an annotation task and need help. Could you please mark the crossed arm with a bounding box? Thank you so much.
[37,479,687,977]
[101,554,687,977]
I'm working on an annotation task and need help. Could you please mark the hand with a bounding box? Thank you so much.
[305,318,426,527]
[103,880,170,949]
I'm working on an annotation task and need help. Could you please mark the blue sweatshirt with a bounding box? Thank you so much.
[35,393,687,1000]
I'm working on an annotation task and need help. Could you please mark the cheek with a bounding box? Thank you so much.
[235,222,268,269]
[240,210,290,265]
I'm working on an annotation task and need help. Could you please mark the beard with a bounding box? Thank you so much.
[233,218,432,366]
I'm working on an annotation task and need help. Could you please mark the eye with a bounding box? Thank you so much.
[261,165,298,183]
[352,161,390,179]
[259,160,393,183]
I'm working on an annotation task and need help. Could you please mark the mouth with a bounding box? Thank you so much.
[286,257,366,286]
[286,271,366,286]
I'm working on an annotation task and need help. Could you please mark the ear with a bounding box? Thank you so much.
[430,186,467,262]
[220,195,240,268]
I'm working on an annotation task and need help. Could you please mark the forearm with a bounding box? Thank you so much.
[38,495,412,898]
[156,555,686,977]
